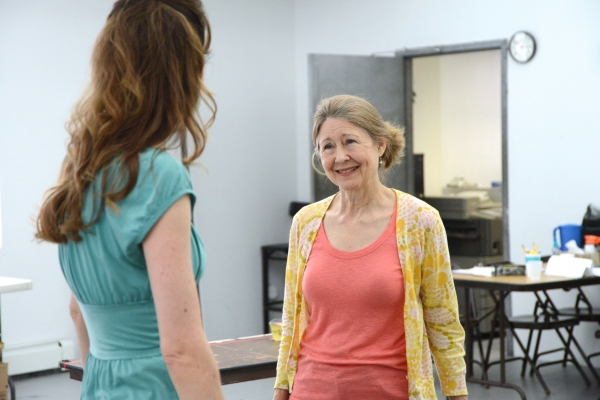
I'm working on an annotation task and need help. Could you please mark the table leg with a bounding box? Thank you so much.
[261,247,270,334]
[2,292,20,400]
[499,290,507,383]
[464,287,473,378]
[8,376,15,399]
[466,290,527,400]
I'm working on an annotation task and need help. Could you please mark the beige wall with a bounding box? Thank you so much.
[413,50,502,196]
[413,56,442,196]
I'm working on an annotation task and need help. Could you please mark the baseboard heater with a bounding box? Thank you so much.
[3,339,75,376]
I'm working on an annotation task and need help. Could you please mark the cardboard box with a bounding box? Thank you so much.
[0,362,7,400]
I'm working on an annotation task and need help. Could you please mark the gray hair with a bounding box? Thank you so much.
[311,94,405,175]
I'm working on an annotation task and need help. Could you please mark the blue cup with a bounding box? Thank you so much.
[553,224,582,251]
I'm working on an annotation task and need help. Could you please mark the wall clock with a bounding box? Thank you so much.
[509,31,536,63]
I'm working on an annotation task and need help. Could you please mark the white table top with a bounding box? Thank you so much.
[0,276,33,294]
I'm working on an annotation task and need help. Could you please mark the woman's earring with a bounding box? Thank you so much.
[379,157,383,166]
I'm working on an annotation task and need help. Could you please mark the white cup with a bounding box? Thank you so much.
[526,260,543,280]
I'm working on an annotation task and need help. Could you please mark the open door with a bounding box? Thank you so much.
[308,54,413,201]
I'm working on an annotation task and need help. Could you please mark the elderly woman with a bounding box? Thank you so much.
[273,95,467,400]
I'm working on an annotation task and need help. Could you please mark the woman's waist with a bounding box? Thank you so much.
[80,301,162,359]
[298,338,406,369]
[299,316,405,361]
[292,361,409,400]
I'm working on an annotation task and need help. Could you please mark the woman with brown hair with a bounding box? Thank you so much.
[36,1,223,398]
[274,95,467,400]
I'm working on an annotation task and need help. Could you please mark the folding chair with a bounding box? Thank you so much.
[556,287,600,383]
[508,295,591,395]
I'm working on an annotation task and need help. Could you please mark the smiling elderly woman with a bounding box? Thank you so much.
[273,95,468,400]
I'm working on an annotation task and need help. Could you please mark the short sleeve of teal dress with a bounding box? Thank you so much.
[59,149,206,400]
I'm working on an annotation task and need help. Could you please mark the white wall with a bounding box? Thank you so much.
[196,0,296,339]
[292,0,600,355]
[0,0,296,357]
[0,0,114,349]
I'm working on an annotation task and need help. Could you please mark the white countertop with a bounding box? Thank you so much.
[0,276,33,294]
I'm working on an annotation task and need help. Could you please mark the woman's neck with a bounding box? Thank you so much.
[334,182,394,218]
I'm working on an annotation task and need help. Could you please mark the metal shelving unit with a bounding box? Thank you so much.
[261,243,288,333]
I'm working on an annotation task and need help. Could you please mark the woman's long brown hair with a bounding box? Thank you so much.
[36,0,216,243]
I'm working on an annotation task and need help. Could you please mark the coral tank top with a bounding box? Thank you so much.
[291,204,408,400]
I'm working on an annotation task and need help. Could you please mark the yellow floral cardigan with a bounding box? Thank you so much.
[274,190,467,399]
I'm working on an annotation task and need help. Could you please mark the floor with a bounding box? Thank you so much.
[10,349,600,400]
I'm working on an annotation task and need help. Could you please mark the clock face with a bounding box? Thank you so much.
[510,31,536,63]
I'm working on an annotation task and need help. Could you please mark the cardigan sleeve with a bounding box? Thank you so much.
[420,213,468,397]
[274,215,300,391]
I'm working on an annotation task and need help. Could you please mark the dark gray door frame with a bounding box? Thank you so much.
[396,39,510,262]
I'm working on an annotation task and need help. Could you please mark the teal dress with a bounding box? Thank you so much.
[59,149,206,399]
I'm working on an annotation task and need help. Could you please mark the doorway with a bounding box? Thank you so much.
[397,40,509,262]
[413,50,502,200]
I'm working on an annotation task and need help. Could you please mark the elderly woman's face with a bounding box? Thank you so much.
[316,117,385,193]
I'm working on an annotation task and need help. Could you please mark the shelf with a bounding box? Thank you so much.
[262,244,289,333]
[266,303,283,312]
